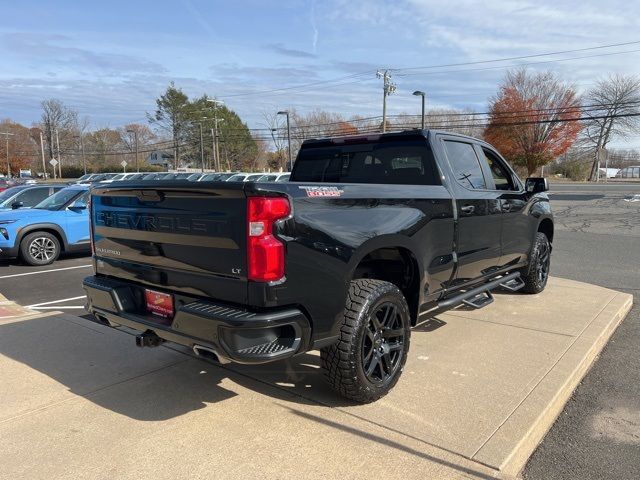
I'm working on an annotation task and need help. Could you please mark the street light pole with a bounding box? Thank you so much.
[277,111,292,171]
[126,129,139,172]
[413,91,426,129]
[0,132,15,177]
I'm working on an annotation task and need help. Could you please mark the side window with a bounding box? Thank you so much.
[479,148,517,191]
[71,192,90,206]
[443,140,487,189]
[17,188,50,206]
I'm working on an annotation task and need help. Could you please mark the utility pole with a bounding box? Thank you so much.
[210,128,217,171]
[80,134,87,175]
[207,98,225,171]
[39,131,47,179]
[277,111,292,171]
[126,129,139,172]
[214,118,224,171]
[55,128,62,178]
[198,122,205,172]
[377,70,396,133]
[0,132,15,177]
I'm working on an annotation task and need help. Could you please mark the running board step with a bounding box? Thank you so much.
[423,271,520,318]
[462,291,494,309]
[499,276,525,292]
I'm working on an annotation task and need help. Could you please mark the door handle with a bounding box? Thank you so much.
[460,205,475,214]
[502,202,512,212]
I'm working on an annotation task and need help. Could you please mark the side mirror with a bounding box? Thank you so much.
[69,200,87,210]
[11,201,24,210]
[525,177,549,193]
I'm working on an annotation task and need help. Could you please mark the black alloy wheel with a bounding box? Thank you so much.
[361,302,406,385]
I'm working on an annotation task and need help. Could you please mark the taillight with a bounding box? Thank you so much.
[247,196,290,282]
[88,195,94,255]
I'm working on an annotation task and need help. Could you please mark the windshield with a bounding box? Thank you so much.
[34,188,83,211]
[111,174,126,180]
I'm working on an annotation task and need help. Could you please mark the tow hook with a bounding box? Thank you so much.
[135,330,164,348]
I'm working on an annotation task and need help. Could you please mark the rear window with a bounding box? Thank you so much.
[291,138,440,185]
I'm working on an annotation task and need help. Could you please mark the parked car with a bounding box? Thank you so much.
[0,184,90,265]
[227,173,265,182]
[99,172,148,183]
[225,173,248,182]
[0,184,64,210]
[0,178,13,192]
[256,173,289,182]
[75,174,95,183]
[256,173,278,182]
[83,130,553,403]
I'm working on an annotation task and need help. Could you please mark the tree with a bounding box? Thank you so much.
[148,83,191,169]
[582,74,640,181]
[186,95,258,171]
[118,124,157,170]
[484,69,582,175]
[0,120,39,175]
[39,99,79,176]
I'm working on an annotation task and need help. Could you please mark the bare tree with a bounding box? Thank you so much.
[39,99,79,166]
[262,111,291,171]
[582,74,640,181]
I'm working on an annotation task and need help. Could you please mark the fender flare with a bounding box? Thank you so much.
[15,223,69,251]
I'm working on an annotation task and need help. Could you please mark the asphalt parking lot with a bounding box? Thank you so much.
[0,181,638,479]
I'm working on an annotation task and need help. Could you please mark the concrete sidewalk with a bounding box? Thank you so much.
[0,277,632,479]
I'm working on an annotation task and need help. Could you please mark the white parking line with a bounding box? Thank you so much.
[31,306,86,310]
[26,296,86,308]
[0,264,92,280]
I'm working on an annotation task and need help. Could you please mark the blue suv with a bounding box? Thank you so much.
[0,184,91,265]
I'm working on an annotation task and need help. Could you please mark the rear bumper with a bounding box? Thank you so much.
[83,275,311,364]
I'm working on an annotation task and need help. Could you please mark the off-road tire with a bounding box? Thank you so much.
[20,231,61,266]
[320,279,411,403]
[520,232,551,294]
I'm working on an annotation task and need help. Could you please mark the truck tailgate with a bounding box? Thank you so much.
[91,182,248,303]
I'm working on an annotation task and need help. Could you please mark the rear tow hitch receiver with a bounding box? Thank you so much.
[135,330,164,348]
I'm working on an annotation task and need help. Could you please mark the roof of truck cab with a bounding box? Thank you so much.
[300,129,484,148]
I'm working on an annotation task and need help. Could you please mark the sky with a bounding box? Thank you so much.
[1,0,640,146]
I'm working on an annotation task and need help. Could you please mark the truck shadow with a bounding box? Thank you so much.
[0,314,387,421]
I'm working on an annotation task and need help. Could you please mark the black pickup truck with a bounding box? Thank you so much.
[83,129,553,403]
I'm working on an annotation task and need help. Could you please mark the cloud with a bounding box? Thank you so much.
[266,43,317,59]
[2,33,167,77]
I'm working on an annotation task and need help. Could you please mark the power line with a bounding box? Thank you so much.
[391,40,640,72]
[213,40,640,100]
[394,48,640,77]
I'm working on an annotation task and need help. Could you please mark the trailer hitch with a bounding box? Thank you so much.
[135,330,164,348]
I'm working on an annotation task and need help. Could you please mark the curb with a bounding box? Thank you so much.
[473,291,633,477]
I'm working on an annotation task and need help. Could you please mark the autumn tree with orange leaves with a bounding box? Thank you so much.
[484,69,582,175]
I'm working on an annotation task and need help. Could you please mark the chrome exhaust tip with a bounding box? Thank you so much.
[192,344,230,364]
